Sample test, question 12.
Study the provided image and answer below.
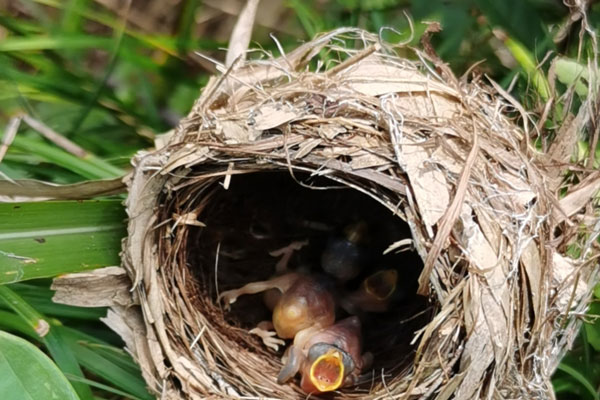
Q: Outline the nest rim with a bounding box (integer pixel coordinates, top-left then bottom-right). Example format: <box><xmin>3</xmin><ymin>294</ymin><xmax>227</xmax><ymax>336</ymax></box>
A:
<box><xmin>118</xmin><ymin>28</ymin><xmax>595</xmax><ymax>400</ymax></box>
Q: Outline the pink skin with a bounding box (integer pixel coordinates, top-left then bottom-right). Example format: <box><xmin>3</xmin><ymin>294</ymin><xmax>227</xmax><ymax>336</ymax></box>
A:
<box><xmin>269</xmin><ymin>240</ymin><xmax>309</xmax><ymax>274</ymax></box>
<box><xmin>218</xmin><ymin>272</ymin><xmax>336</xmax><ymax>348</ymax></box>
<box><xmin>278</xmin><ymin>316</ymin><xmax>368</xmax><ymax>394</ymax></box>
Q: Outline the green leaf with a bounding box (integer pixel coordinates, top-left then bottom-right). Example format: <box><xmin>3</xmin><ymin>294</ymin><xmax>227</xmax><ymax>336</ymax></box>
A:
<box><xmin>556</xmin><ymin>362</ymin><xmax>600</xmax><ymax>400</ymax></box>
<box><xmin>45</xmin><ymin>328</ymin><xmax>94</xmax><ymax>400</ymax></box>
<box><xmin>584</xmin><ymin>301</ymin><xmax>600</xmax><ymax>352</ymax></box>
<box><xmin>0</xmin><ymin>200</ymin><xmax>126</xmax><ymax>284</ymax></box>
<box><xmin>69</xmin><ymin>8</ymin><xmax>128</xmax><ymax>135</ymax></box>
<box><xmin>65</xmin><ymin>333</ymin><xmax>154</xmax><ymax>400</ymax></box>
<box><xmin>0</xmin><ymin>330</ymin><xmax>80</xmax><ymax>400</ymax></box>
<box><xmin>0</xmin><ymin>310</ymin><xmax>38</xmax><ymax>339</ymax></box>
<box><xmin>0</xmin><ymin>286</ymin><xmax>93</xmax><ymax>400</ymax></box>
<box><xmin>0</xmin><ymin>287</ymin><xmax>146</xmax><ymax>399</ymax></box>
<box><xmin>51</xmin><ymin>326</ymin><xmax>152</xmax><ymax>399</ymax></box>
<box><xmin>287</xmin><ymin>0</ymin><xmax>323</xmax><ymax>37</ymax></box>
<box><xmin>552</xmin><ymin>376</ymin><xmax>578</xmax><ymax>394</ymax></box>
<box><xmin>554</xmin><ymin>57</ymin><xmax>591</xmax><ymax>97</ymax></box>
<box><xmin>0</xmin><ymin>35</ymin><xmax>113</xmax><ymax>52</ymax></box>
<box><xmin>176</xmin><ymin>0</ymin><xmax>202</xmax><ymax>53</ymax></box>
<box><xmin>61</xmin><ymin>0</ymin><xmax>90</xmax><ymax>34</ymax></box>
<box><xmin>30</xmin><ymin>0</ymin><xmax>222</xmax><ymax>54</ymax></box>
<box><xmin>502</xmin><ymin>35</ymin><xmax>551</xmax><ymax>102</ymax></box>
<box><xmin>473</xmin><ymin>0</ymin><xmax>549</xmax><ymax>50</ymax></box>
<box><xmin>10</xmin><ymin>136</ymin><xmax>124</xmax><ymax>180</ymax></box>
<box><xmin>64</xmin><ymin>374</ymin><xmax>146</xmax><ymax>400</ymax></box>
<box><xmin>73</xmin><ymin>341</ymin><xmax>141</xmax><ymax>376</ymax></box>
<box><xmin>0</xmin><ymin>58</ymin><xmax>147</xmax><ymax>132</ymax></box>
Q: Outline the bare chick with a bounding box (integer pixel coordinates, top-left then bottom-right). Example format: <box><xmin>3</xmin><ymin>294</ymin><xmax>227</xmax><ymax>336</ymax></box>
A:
<box><xmin>278</xmin><ymin>316</ymin><xmax>368</xmax><ymax>394</ymax></box>
<box><xmin>218</xmin><ymin>273</ymin><xmax>336</xmax><ymax>351</ymax></box>
<box><xmin>321</xmin><ymin>221</ymin><xmax>369</xmax><ymax>282</ymax></box>
<box><xmin>341</xmin><ymin>269</ymin><xmax>398</xmax><ymax>314</ymax></box>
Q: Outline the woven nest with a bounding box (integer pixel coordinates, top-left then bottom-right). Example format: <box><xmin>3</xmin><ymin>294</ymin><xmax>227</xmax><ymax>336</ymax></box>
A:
<box><xmin>54</xmin><ymin>28</ymin><xmax>599</xmax><ymax>399</ymax></box>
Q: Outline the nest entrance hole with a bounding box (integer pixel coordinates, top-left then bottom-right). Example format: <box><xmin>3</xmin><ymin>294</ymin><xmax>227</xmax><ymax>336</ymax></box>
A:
<box><xmin>186</xmin><ymin>171</ymin><xmax>431</xmax><ymax>395</ymax></box>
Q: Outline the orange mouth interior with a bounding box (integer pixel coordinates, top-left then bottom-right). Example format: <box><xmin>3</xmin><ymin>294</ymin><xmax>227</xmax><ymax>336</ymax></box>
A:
<box><xmin>309</xmin><ymin>350</ymin><xmax>344</xmax><ymax>392</ymax></box>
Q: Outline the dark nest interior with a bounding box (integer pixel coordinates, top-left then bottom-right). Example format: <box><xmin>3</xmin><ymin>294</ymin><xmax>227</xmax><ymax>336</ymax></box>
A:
<box><xmin>178</xmin><ymin>170</ymin><xmax>432</xmax><ymax>396</ymax></box>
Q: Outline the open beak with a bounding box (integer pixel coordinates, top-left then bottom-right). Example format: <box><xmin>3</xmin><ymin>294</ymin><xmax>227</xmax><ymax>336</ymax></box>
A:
<box><xmin>308</xmin><ymin>349</ymin><xmax>345</xmax><ymax>392</ymax></box>
<box><xmin>364</xmin><ymin>269</ymin><xmax>397</xmax><ymax>300</ymax></box>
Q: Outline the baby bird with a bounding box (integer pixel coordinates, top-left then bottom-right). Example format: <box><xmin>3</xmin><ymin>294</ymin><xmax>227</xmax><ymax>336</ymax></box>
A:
<box><xmin>341</xmin><ymin>269</ymin><xmax>398</xmax><ymax>314</ymax></box>
<box><xmin>278</xmin><ymin>316</ymin><xmax>367</xmax><ymax>394</ymax></box>
<box><xmin>321</xmin><ymin>221</ymin><xmax>369</xmax><ymax>282</ymax></box>
<box><xmin>218</xmin><ymin>273</ymin><xmax>336</xmax><ymax>350</ymax></box>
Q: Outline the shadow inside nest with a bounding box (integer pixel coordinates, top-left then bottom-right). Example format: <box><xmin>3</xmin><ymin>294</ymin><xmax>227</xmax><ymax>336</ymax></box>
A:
<box><xmin>185</xmin><ymin>171</ymin><xmax>432</xmax><ymax>397</ymax></box>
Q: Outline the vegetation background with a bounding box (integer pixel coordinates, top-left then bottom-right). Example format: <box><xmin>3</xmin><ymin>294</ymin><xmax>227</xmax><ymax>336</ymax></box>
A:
<box><xmin>0</xmin><ymin>0</ymin><xmax>598</xmax><ymax>399</ymax></box>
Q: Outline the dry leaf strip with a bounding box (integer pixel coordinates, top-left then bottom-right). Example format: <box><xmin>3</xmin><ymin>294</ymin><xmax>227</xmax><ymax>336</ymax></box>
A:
<box><xmin>51</xmin><ymin>28</ymin><xmax>598</xmax><ymax>400</ymax></box>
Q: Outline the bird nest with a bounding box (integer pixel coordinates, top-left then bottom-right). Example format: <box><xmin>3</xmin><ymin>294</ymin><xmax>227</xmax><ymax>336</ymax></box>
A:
<box><xmin>53</xmin><ymin>28</ymin><xmax>598</xmax><ymax>399</ymax></box>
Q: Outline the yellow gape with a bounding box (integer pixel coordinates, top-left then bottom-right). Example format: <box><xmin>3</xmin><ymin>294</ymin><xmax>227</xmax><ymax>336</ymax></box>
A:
<box><xmin>309</xmin><ymin>349</ymin><xmax>345</xmax><ymax>392</ymax></box>
<box><xmin>364</xmin><ymin>269</ymin><xmax>398</xmax><ymax>300</ymax></box>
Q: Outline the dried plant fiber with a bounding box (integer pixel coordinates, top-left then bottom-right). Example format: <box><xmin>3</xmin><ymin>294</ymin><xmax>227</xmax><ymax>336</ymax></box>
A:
<box><xmin>52</xmin><ymin>28</ymin><xmax>599</xmax><ymax>400</ymax></box>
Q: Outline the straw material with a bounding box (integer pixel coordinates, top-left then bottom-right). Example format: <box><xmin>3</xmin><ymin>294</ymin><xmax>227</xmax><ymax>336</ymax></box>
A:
<box><xmin>53</xmin><ymin>28</ymin><xmax>599</xmax><ymax>399</ymax></box>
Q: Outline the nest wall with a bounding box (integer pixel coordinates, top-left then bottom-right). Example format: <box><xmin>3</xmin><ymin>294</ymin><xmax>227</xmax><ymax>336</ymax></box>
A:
<box><xmin>112</xmin><ymin>29</ymin><xmax>596</xmax><ymax>399</ymax></box>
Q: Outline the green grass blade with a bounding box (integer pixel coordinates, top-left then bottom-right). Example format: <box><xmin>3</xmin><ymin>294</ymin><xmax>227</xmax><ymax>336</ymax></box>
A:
<box><xmin>556</xmin><ymin>363</ymin><xmax>600</xmax><ymax>400</ymax></box>
<box><xmin>0</xmin><ymin>57</ymin><xmax>148</xmax><ymax>130</ymax></box>
<box><xmin>502</xmin><ymin>35</ymin><xmax>551</xmax><ymax>102</ymax></box>
<box><xmin>0</xmin><ymin>288</ymin><xmax>147</xmax><ymax>399</ymax></box>
<box><xmin>44</xmin><ymin>328</ymin><xmax>94</xmax><ymax>400</ymax></box>
<box><xmin>581</xmin><ymin>323</ymin><xmax>592</xmax><ymax>377</ymax></box>
<box><xmin>552</xmin><ymin>376</ymin><xmax>577</xmax><ymax>395</ymax></box>
<box><xmin>69</xmin><ymin>10</ymin><xmax>127</xmax><ymax>134</ymax></box>
<box><xmin>0</xmin><ymin>286</ymin><xmax>93</xmax><ymax>400</ymax></box>
<box><xmin>287</xmin><ymin>0</ymin><xmax>322</xmax><ymax>38</ymax></box>
<box><xmin>59</xmin><ymin>325</ymin><xmax>141</xmax><ymax>373</ymax></box>
<box><xmin>176</xmin><ymin>0</ymin><xmax>202</xmax><ymax>53</ymax></box>
<box><xmin>67</xmin><ymin>338</ymin><xmax>142</xmax><ymax>376</ymax></box>
<box><xmin>69</xmin><ymin>341</ymin><xmax>153</xmax><ymax>400</ymax></box>
<box><xmin>0</xmin><ymin>285</ymin><xmax>52</xmax><ymax>335</ymax></box>
<box><xmin>61</xmin><ymin>0</ymin><xmax>90</xmax><ymax>34</ymax></box>
<box><xmin>64</xmin><ymin>374</ymin><xmax>146</xmax><ymax>400</ymax></box>
<box><xmin>31</xmin><ymin>0</ymin><xmax>222</xmax><ymax>55</ymax></box>
<box><xmin>10</xmin><ymin>136</ymin><xmax>125</xmax><ymax>180</ymax></box>
<box><xmin>473</xmin><ymin>0</ymin><xmax>548</xmax><ymax>50</ymax></box>
<box><xmin>0</xmin><ymin>330</ymin><xmax>80</xmax><ymax>400</ymax></box>
<box><xmin>60</xmin><ymin>328</ymin><xmax>153</xmax><ymax>400</ymax></box>
<box><xmin>555</xmin><ymin>57</ymin><xmax>591</xmax><ymax>97</ymax></box>
<box><xmin>0</xmin><ymin>310</ymin><xmax>38</xmax><ymax>339</ymax></box>
<box><xmin>584</xmin><ymin>301</ymin><xmax>600</xmax><ymax>351</ymax></box>
<box><xmin>0</xmin><ymin>35</ymin><xmax>113</xmax><ymax>52</ymax></box>
<box><xmin>0</xmin><ymin>200</ymin><xmax>126</xmax><ymax>284</ymax></box>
